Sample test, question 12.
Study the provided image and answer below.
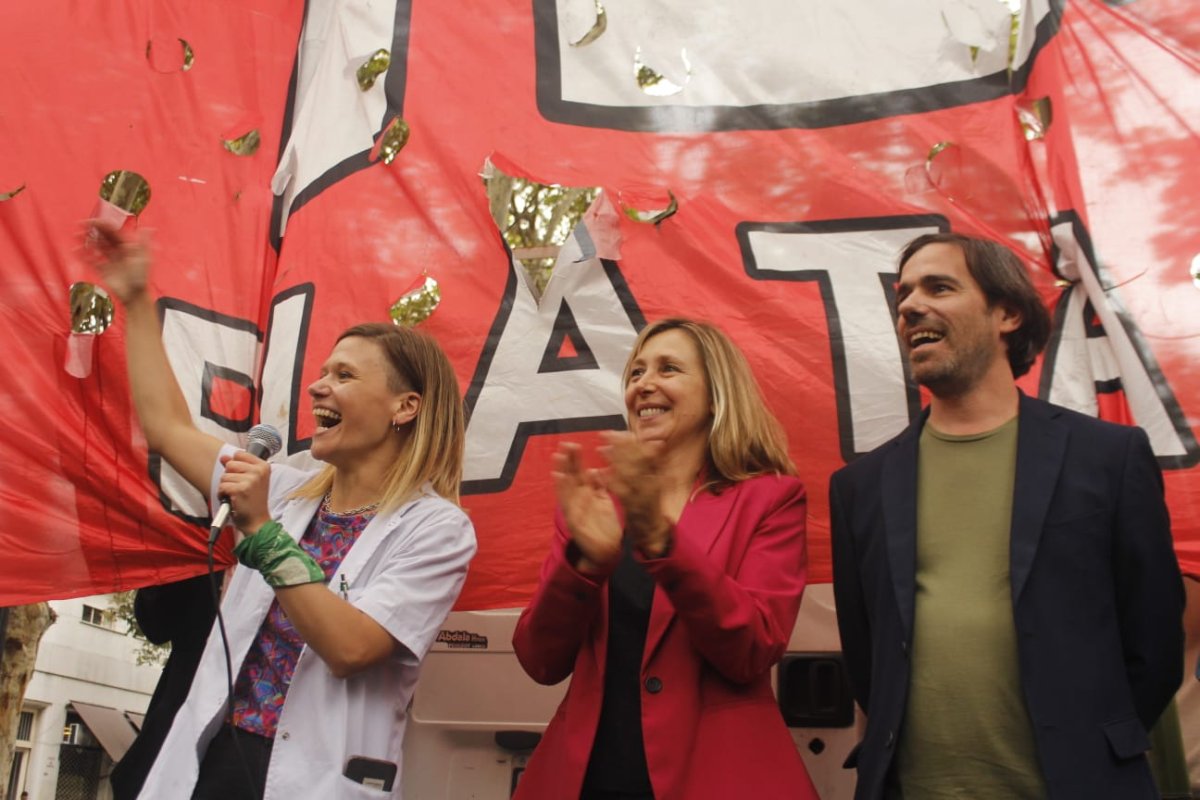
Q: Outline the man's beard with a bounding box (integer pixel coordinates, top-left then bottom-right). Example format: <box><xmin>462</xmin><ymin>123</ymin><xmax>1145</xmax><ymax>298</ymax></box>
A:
<box><xmin>911</xmin><ymin>336</ymin><xmax>997</xmax><ymax>398</ymax></box>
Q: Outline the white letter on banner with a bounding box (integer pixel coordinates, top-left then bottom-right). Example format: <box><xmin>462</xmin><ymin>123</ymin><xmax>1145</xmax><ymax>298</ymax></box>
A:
<box><xmin>259</xmin><ymin>283</ymin><xmax>318</xmax><ymax>470</ymax></box>
<box><xmin>157</xmin><ymin>300</ymin><xmax>262</xmax><ymax>522</ymax></box>
<box><xmin>462</xmin><ymin>230</ymin><xmax>644</xmax><ymax>494</ymax></box>
<box><xmin>738</xmin><ymin>216</ymin><xmax>946</xmax><ymax>461</ymax></box>
<box><xmin>541</xmin><ymin>0</ymin><xmax>1053</xmax><ymax>129</ymax></box>
<box><xmin>1042</xmin><ymin>216</ymin><xmax>1198</xmax><ymax>467</ymax></box>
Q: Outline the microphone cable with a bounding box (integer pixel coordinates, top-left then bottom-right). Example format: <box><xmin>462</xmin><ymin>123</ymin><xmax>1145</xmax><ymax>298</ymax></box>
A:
<box><xmin>207</xmin><ymin>534</ymin><xmax>261</xmax><ymax>793</ymax></box>
<box><xmin>201</xmin><ymin>424</ymin><xmax>282</xmax><ymax>793</ymax></box>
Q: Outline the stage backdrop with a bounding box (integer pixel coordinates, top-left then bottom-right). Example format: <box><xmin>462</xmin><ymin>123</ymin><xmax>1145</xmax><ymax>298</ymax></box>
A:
<box><xmin>0</xmin><ymin>0</ymin><xmax>1196</xmax><ymax>607</ymax></box>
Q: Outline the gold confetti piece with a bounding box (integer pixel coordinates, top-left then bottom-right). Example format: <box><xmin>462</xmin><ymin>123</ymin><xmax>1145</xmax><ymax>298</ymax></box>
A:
<box><xmin>926</xmin><ymin>141</ymin><xmax>955</xmax><ymax>161</ymax></box>
<box><xmin>482</xmin><ymin>157</ymin><xmax>602</xmax><ymax>300</ymax></box>
<box><xmin>569</xmin><ymin>0</ymin><xmax>607</xmax><ymax>47</ymax></box>
<box><xmin>99</xmin><ymin>170</ymin><xmax>152</xmax><ymax>216</ymax></box>
<box><xmin>1</xmin><ymin>185</ymin><xmax>25</xmax><ymax>201</ymax></box>
<box><xmin>926</xmin><ymin>140</ymin><xmax>964</xmax><ymax>199</ymax></box>
<box><xmin>619</xmin><ymin>188</ymin><xmax>678</xmax><ymax>224</ymax></box>
<box><xmin>69</xmin><ymin>282</ymin><xmax>114</xmax><ymax>334</ymax></box>
<box><xmin>634</xmin><ymin>47</ymin><xmax>691</xmax><ymax>97</ymax></box>
<box><xmin>357</xmin><ymin>49</ymin><xmax>391</xmax><ymax>91</ymax></box>
<box><xmin>146</xmin><ymin>37</ymin><xmax>194</xmax><ymax>72</ymax></box>
<box><xmin>1006</xmin><ymin>10</ymin><xmax>1020</xmax><ymax>74</ymax></box>
<box><xmin>1016</xmin><ymin>97</ymin><xmax>1052</xmax><ymax>140</ymax></box>
<box><xmin>372</xmin><ymin>117</ymin><xmax>410</xmax><ymax>164</ymax></box>
<box><xmin>390</xmin><ymin>276</ymin><xmax>440</xmax><ymax>327</ymax></box>
<box><xmin>222</xmin><ymin>129</ymin><xmax>261</xmax><ymax>156</ymax></box>
<box><xmin>1191</xmin><ymin>255</ymin><xmax>1200</xmax><ymax>290</ymax></box>
<box><xmin>924</xmin><ymin>141</ymin><xmax>963</xmax><ymax>197</ymax></box>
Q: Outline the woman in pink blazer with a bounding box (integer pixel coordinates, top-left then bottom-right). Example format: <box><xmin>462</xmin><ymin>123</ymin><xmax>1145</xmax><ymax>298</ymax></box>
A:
<box><xmin>513</xmin><ymin>318</ymin><xmax>818</xmax><ymax>800</ymax></box>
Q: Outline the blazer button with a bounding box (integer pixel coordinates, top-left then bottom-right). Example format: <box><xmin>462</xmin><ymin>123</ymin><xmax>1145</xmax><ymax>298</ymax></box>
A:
<box><xmin>886</xmin><ymin>730</ymin><xmax>895</xmax><ymax>748</ymax></box>
<box><xmin>644</xmin><ymin>676</ymin><xmax>663</xmax><ymax>694</ymax></box>
<box><xmin>901</xmin><ymin>640</ymin><xmax>908</xmax><ymax>657</ymax></box>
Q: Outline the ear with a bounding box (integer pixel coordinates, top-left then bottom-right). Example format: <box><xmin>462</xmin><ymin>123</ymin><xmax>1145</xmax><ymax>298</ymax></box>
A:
<box><xmin>391</xmin><ymin>391</ymin><xmax>421</xmax><ymax>428</ymax></box>
<box><xmin>996</xmin><ymin>302</ymin><xmax>1022</xmax><ymax>334</ymax></box>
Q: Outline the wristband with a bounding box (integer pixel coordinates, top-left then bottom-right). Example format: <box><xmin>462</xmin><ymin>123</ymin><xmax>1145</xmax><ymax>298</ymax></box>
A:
<box><xmin>233</xmin><ymin>520</ymin><xmax>324</xmax><ymax>588</ymax></box>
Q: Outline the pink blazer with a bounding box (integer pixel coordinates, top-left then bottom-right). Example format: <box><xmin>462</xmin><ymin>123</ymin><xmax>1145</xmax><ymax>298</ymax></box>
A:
<box><xmin>512</xmin><ymin>474</ymin><xmax>818</xmax><ymax>800</ymax></box>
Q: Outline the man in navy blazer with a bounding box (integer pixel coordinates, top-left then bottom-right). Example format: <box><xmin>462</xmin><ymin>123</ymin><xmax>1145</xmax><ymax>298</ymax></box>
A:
<box><xmin>831</xmin><ymin>232</ymin><xmax>1184</xmax><ymax>799</ymax></box>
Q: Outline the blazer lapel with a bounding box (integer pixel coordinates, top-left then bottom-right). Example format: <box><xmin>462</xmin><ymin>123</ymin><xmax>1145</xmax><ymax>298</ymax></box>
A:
<box><xmin>882</xmin><ymin>420</ymin><xmax>922</xmax><ymax>643</ymax></box>
<box><xmin>641</xmin><ymin>484</ymin><xmax>737</xmax><ymax>665</ymax></box>
<box><xmin>1010</xmin><ymin>394</ymin><xmax>1067</xmax><ymax>603</ymax></box>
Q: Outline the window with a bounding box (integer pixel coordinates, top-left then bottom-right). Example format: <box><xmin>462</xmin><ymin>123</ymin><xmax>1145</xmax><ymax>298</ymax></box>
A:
<box><xmin>81</xmin><ymin>605</ymin><xmax>105</xmax><ymax>626</ymax></box>
<box><xmin>62</xmin><ymin>722</ymin><xmax>81</xmax><ymax>745</ymax></box>
<box><xmin>15</xmin><ymin>711</ymin><xmax>32</xmax><ymax>743</ymax></box>
<box><xmin>5</xmin><ymin>749</ymin><xmax>24</xmax><ymax>800</ymax></box>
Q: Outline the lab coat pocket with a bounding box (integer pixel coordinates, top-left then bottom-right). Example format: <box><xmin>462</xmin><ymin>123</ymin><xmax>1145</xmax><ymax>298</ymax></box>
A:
<box><xmin>338</xmin><ymin>772</ymin><xmax>395</xmax><ymax>798</ymax></box>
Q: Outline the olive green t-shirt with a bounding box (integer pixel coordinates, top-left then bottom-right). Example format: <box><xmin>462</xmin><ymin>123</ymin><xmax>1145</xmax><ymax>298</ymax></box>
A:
<box><xmin>894</xmin><ymin>418</ymin><xmax>1047</xmax><ymax>799</ymax></box>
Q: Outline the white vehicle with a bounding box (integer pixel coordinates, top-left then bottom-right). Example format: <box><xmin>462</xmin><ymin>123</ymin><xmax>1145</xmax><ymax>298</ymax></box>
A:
<box><xmin>403</xmin><ymin>584</ymin><xmax>860</xmax><ymax>799</ymax></box>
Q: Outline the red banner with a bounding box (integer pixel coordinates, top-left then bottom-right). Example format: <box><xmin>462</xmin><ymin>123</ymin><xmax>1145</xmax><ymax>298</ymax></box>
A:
<box><xmin>0</xmin><ymin>0</ymin><xmax>1196</xmax><ymax>607</ymax></box>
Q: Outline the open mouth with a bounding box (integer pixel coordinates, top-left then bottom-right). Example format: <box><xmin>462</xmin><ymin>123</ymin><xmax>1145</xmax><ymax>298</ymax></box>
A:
<box><xmin>637</xmin><ymin>406</ymin><xmax>668</xmax><ymax>419</ymax></box>
<box><xmin>908</xmin><ymin>330</ymin><xmax>944</xmax><ymax>350</ymax></box>
<box><xmin>314</xmin><ymin>408</ymin><xmax>342</xmax><ymax>429</ymax></box>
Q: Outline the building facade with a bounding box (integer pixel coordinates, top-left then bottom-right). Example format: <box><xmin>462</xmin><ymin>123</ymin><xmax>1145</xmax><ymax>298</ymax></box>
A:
<box><xmin>13</xmin><ymin>596</ymin><xmax>159</xmax><ymax>800</ymax></box>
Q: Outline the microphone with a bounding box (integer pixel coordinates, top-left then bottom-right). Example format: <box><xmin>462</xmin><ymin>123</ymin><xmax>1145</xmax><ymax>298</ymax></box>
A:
<box><xmin>208</xmin><ymin>423</ymin><xmax>284</xmax><ymax>543</ymax></box>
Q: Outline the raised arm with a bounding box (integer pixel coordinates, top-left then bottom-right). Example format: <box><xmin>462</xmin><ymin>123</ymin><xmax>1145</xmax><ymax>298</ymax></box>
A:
<box><xmin>88</xmin><ymin>222</ymin><xmax>222</xmax><ymax>498</ymax></box>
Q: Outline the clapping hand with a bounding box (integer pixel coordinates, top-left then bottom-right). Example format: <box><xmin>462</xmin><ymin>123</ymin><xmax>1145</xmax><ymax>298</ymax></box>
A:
<box><xmin>601</xmin><ymin>432</ymin><xmax>672</xmax><ymax>558</ymax></box>
<box><xmin>552</xmin><ymin>443</ymin><xmax>622</xmax><ymax>574</ymax></box>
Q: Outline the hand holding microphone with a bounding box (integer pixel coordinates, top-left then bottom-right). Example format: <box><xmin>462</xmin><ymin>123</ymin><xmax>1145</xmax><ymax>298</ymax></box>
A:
<box><xmin>214</xmin><ymin>424</ymin><xmax>324</xmax><ymax>589</ymax></box>
<box><xmin>209</xmin><ymin>424</ymin><xmax>283</xmax><ymax>543</ymax></box>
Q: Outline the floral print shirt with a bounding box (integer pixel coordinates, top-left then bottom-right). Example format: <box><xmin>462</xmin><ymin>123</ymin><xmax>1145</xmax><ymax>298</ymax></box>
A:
<box><xmin>230</xmin><ymin>501</ymin><xmax>375</xmax><ymax>737</ymax></box>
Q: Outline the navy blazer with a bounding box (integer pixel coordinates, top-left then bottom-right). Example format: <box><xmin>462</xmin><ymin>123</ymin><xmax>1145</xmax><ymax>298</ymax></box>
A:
<box><xmin>831</xmin><ymin>394</ymin><xmax>1185</xmax><ymax>800</ymax></box>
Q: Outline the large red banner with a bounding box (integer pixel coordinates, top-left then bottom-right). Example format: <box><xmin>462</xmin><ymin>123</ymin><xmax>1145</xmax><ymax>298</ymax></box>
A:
<box><xmin>0</xmin><ymin>0</ymin><xmax>1196</xmax><ymax>607</ymax></box>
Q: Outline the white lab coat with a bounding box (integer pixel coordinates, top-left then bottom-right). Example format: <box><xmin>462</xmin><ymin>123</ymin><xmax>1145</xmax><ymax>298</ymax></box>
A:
<box><xmin>138</xmin><ymin>447</ymin><xmax>476</xmax><ymax>799</ymax></box>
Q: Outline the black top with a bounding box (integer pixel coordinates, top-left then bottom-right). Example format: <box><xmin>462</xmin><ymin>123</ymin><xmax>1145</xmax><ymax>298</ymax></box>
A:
<box><xmin>581</xmin><ymin>540</ymin><xmax>656</xmax><ymax>796</ymax></box>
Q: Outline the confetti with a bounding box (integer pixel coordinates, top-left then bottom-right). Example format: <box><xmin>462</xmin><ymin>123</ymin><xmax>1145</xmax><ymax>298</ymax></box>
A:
<box><xmin>356</xmin><ymin>49</ymin><xmax>391</xmax><ymax>91</ymax></box>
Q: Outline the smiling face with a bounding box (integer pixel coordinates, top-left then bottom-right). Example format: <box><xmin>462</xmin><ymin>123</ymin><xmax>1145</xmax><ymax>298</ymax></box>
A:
<box><xmin>624</xmin><ymin>328</ymin><xmax>712</xmax><ymax>455</ymax></box>
<box><xmin>895</xmin><ymin>242</ymin><xmax>1020</xmax><ymax>398</ymax></box>
<box><xmin>307</xmin><ymin>335</ymin><xmax>415</xmax><ymax>469</ymax></box>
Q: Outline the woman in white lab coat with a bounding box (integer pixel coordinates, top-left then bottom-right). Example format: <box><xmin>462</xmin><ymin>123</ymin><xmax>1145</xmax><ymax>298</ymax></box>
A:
<box><xmin>89</xmin><ymin>222</ymin><xmax>475</xmax><ymax>799</ymax></box>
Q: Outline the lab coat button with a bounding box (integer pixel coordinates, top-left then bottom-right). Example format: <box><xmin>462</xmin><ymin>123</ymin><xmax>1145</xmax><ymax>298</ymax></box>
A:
<box><xmin>280</xmin><ymin>731</ymin><xmax>290</xmax><ymax>741</ymax></box>
<box><xmin>644</xmin><ymin>676</ymin><xmax>663</xmax><ymax>694</ymax></box>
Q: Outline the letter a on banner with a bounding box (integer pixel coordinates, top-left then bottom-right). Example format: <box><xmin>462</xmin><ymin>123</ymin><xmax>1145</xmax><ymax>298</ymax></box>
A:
<box><xmin>463</xmin><ymin>224</ymin><xmax>645</xmax><ymax>493</ymax></box>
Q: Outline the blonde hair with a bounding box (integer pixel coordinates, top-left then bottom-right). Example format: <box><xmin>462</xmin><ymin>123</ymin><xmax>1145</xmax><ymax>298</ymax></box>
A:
<box><xmin>294</xmin><ymin>323</ymin><xmax>465</xmax><ymax>508</ymax></box>
<box><xmin>623</xmin><ymin>318</ymin><xmax>795</xmax><ymax>490</ymax></box>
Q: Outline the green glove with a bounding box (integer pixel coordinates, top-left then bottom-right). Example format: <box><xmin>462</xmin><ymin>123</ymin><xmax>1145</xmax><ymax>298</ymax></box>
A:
<box><xmin>233</xmin><ymin>521</ymin><xmax>324</xmax><ymax>588</ymax></box>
